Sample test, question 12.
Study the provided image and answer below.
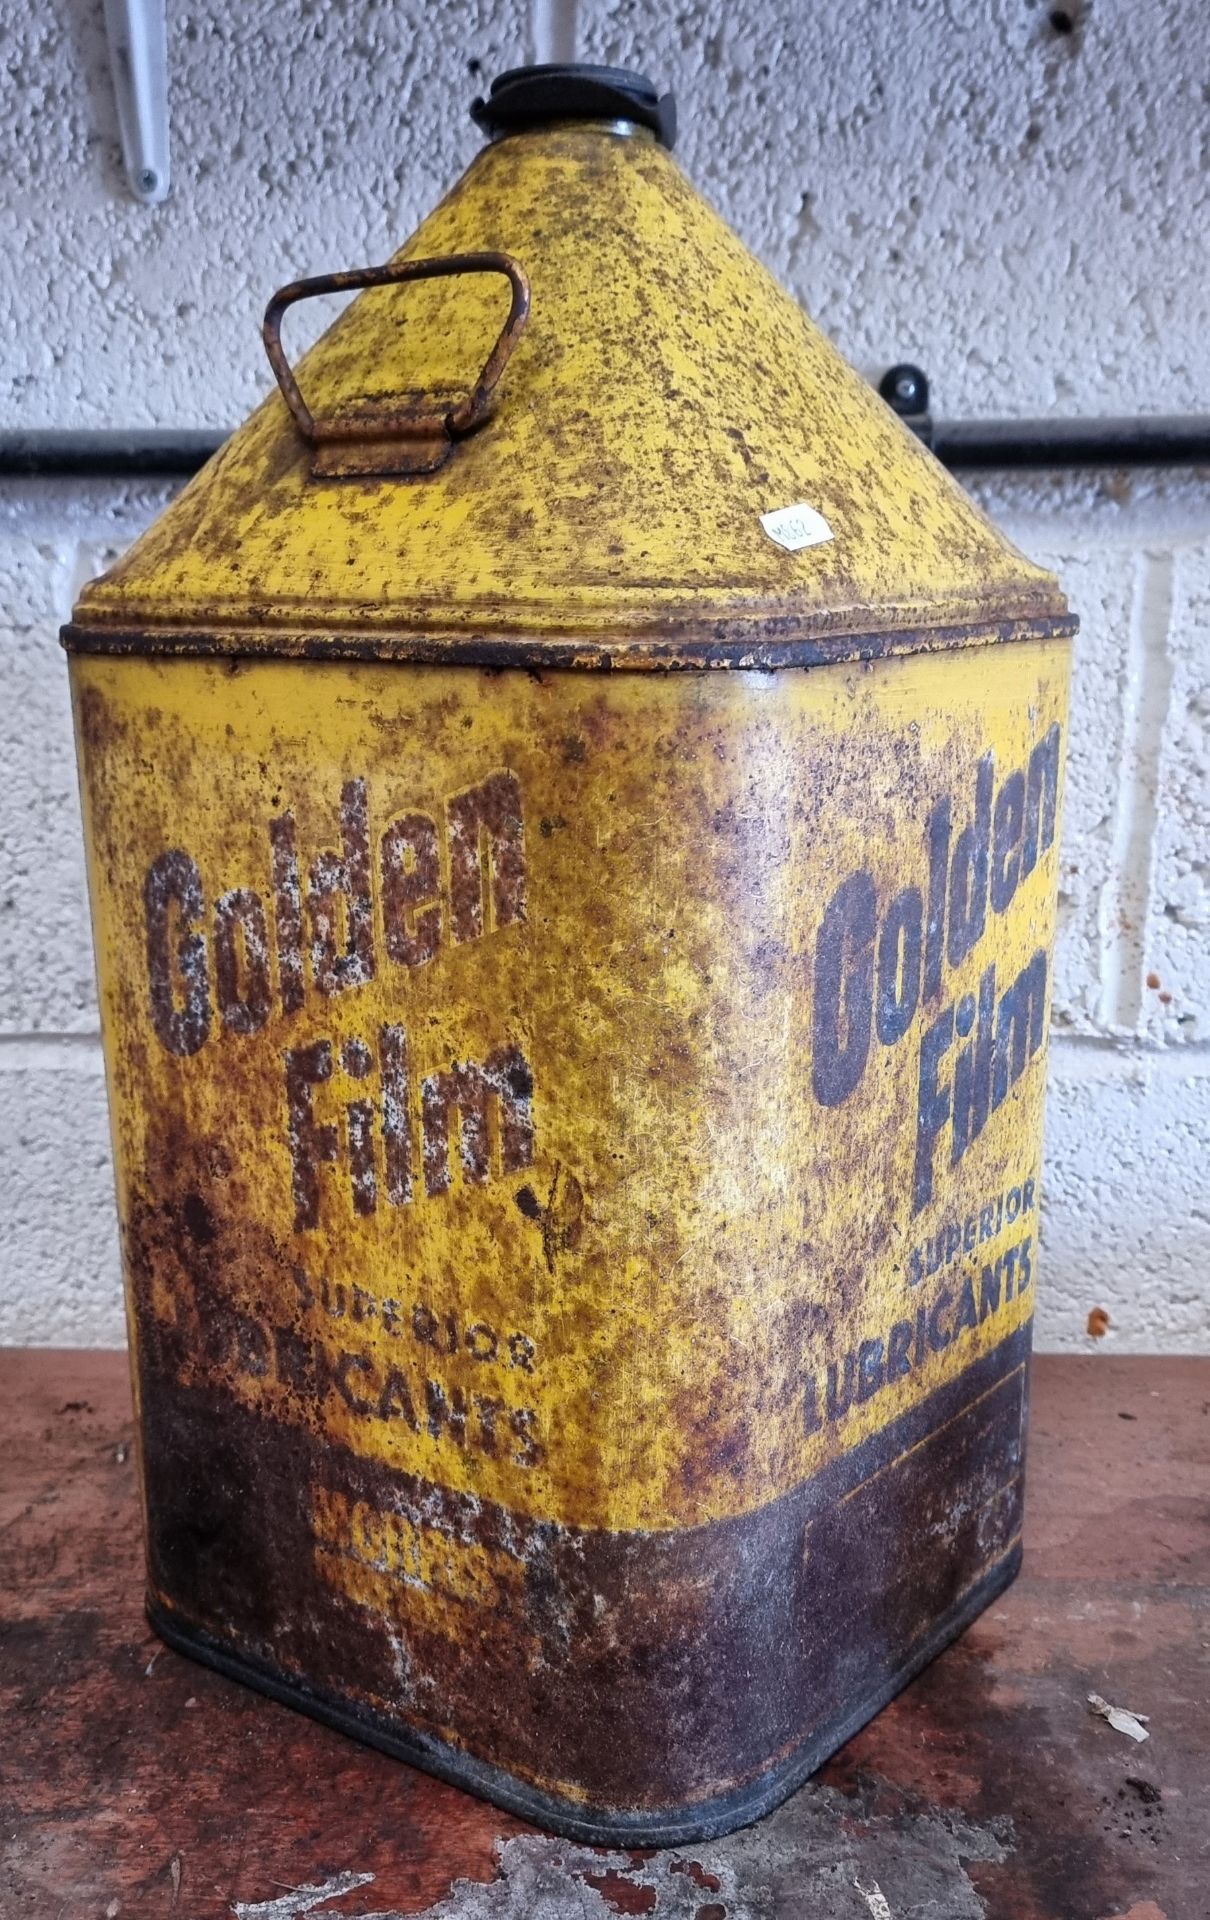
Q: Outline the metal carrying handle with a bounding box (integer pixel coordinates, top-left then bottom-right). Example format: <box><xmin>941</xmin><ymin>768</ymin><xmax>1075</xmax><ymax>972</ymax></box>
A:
<box><xmin>261</xmin><ymin>253</ymin><xmax>531</xmax><ymax>455</ymax></box>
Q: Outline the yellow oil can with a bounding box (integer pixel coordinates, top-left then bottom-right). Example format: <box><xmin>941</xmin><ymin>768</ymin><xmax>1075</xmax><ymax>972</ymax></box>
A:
<box><xmin>64</xmin><ymin>65</ymin><xmax>1074</xmax><ymax>1843</ymax></box>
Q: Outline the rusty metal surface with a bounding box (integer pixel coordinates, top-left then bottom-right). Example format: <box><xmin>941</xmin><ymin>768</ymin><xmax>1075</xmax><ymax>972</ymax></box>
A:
<box><xmin>61</xmin><ymin>611</ymin><xmax>1079</xmax><ymax>670</ymax></box>
<box><xmin>261</xmin><ymin>255</ymin><xmax>531</xmax><ymax>478</ymax></box>
<box><xmin>67</xmin><ymin>634</ymin><xmax>1070</xmax><ymax>1835</ymax></box>
<box><xmin>61</xmin><ymin>94</ymin><xmax>1080</xmax><ymax>1850</ymax></box>
<box><xmin>134</xmin><ymin>1333</ymin><xmax>1030</xmax><ymax>1842</ymax></box>
<box><xmin>3</xmin><ymin>1349</ymin><xmax>1207</xmax><ymax>1918</ymax></box>
<box><xmin>69</xmin><ymin>123</ymin><xmax>1068</xmax><ymax>655</ymax></box>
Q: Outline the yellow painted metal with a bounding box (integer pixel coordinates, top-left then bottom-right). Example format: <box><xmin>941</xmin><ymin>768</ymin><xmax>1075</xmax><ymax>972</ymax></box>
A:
<box><xmin>72</xmin><ymin>638</ymin><xmax>1068</xmax><ymax>1536</ymax></box>
<box><xmin>70</xmin><ymin>124</ymin><xmax>1064</xmax><ymax>656</ymax></box>
<box><xmin>65</xmin><ymin>104</ymin><xmax>1075</xmax><ymax>1837</ymax></box>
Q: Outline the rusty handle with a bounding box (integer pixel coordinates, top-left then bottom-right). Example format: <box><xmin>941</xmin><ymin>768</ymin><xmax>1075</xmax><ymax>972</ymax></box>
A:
<box><xmin>262</xmin><ymin>253</ymin><xmax>531</xmax><ymax>448</ymax></box>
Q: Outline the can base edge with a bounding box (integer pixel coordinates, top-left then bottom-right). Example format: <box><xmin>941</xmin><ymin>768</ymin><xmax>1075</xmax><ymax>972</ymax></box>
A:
<box><xmin>145</xmin><ymin>1540</ymin><xmax>1022</xmax><ymax>1847</ymax></box>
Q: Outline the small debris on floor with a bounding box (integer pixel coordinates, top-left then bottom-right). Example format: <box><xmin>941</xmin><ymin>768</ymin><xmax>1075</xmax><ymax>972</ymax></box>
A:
<box><xmin>1123</xmin><ymin>1777</ymin><xmax>1162</xmax><ymax>1805</ymax></box>
<box><xmin>1089</xmin><ymin>1693</ymin><xmax>1150</xmax><ymax>1743</ymax></box>
<box><xmin>856</xmin><ymin>1877</ymin><xmax>895</xmax><ymax>1919</ymax></box>
<box><xmin>232</xmin><ymin>1871</ymin><xmax>376</xmax><ymax>1918</ymax></box>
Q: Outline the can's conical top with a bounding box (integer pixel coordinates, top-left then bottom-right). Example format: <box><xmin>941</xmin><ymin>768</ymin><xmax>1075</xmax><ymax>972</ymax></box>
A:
<box><xmin>70</xmin><ymin>69</ymin><xmax>1068</xmax><ymax>668</ymax></box>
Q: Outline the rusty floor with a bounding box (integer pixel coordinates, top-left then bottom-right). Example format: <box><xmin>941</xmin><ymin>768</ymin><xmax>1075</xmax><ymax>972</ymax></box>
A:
<box><xmin>1</xmin><ymin>1351</ymin><xmax>1207</xmax><ymax>1920</ymax></box>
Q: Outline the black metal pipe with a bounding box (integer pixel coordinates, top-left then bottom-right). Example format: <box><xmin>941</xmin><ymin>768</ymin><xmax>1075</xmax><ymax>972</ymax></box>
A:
<box><xmin>2</xmin><ymin>409</ymin><xmax>1210</xmax><ymax>479</ymax></box>
<box><xmin>0</xmin><ymin>429</ymin><xmax>226</xmax><ymax>478</ymax></box>
<box><xmin>875</xmin><ymin>365</ymin><xmax>1210</xmax><ymax>470</ymax></box>
<box><xmin>929</xmin><ymin>415</ymin><xmax>1210</xmax><ymax>469</ymax></box>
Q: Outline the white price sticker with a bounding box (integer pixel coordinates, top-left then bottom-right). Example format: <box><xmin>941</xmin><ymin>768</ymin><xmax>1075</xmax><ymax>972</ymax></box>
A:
<box><xmin>760</xmin><ymin>502</ymin><xmax>834</xmax><ymax>552</ymax></box>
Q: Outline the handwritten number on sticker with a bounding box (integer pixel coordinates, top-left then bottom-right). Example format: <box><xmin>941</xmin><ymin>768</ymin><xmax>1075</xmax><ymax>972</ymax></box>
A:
<box><xmin>760</xmin><ymin>503</ymin><xmax>834</xmax><ymax>552</ymax></box>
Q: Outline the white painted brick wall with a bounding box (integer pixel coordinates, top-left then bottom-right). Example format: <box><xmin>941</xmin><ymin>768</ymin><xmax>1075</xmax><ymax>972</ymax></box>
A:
<box><xmin>2</xmin><ymin>0</ymin><xmax>1208</xmax><ymax>1349</ymax></box>
<box><xmin>1149</xmin><ymin>547</ymin><xmax>1210</xmax><ymax>1039</ymax></box>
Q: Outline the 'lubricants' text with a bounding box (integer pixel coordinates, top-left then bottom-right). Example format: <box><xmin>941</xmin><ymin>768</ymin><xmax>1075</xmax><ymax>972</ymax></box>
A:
<box><xmin>804</xmin><ymin>1232</ymin><xmax>1034</xmax><ymax>1435</ymax></box>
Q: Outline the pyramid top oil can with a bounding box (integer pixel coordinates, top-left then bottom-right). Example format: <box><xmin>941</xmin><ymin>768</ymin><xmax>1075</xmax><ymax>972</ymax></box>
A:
<box><xmin>64</xmin><ymin>65</ymin><xmax>1074</xmax><ymax>1844</ymax></box>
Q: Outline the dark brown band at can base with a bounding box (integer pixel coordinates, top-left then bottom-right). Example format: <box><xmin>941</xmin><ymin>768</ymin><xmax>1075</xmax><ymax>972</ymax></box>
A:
<box><xmin>148</xmin><ymin>1547</ymin><xmax>1020</xmax><ymax>1847</ymax></box>
<box><xmin>137</xmin><ymin>1323</ymin><xmax>1030</xmax><ymax>1844</ymax></box>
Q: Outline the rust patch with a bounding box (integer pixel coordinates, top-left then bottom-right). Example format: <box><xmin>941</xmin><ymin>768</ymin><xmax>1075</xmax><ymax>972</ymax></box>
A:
<box><xmin>670</xmin><ymin>1859</ymin><xmax>723</xmax><ymax>1892</ymax></box>
<box><xmin>68</xmin><ymin>620</ymin><xmax>1071</xmax><ymax>1840</ymax></box>
<box><xmin>261</xmin><ymin>252</ymin><xmax>531</xmax><ymax>479</ymax></box>
<box><xmin>134</xmin><ymin>1326</ymin><xmax>1030</xmax><ymax>1833</ymax></box>
<box><xmin>63</xmin><ymin>613</ymin><xmax>1079</xmax><ymax>672</ymax></box>
<box><xmin>582</xmin><ymin>1868</ymin><xmax>659</xmax><ymax>1914</ymax></box>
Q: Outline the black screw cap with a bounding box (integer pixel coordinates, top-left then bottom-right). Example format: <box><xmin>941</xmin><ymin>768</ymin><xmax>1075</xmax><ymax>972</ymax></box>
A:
<box><xmin>471</xmin><ymin>64</ymin><xmax>677</xmax><ymax>149</ymax></box>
